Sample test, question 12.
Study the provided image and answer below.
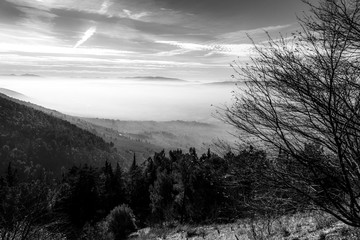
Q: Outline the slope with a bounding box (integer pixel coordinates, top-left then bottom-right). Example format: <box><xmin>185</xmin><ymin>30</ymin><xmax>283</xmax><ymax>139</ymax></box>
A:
<box><xmin>80</xmin><ymin>118</ymin><xmax>237</xmax><ymax>153</ymax></box>
<box><xmin>0</xmin><ymin>90</ymin><xmax>162</xmax><ymax>167</ymax></box>
<box><xmin>0</xmin><ymin>93</ymin><xmax>124</xmax><ymax>177</ymax></box>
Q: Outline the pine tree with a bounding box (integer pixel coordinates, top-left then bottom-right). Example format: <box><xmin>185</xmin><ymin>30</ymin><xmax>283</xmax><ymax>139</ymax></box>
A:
<box><xmin>130</xmin><ymin>153</ymin><xmax>137</xmax><ymax>172</ymax></box>
<box><xmin>6</xmin><ymin>162</ymin><xmax>17</xmax><ymax>187</ymax></box>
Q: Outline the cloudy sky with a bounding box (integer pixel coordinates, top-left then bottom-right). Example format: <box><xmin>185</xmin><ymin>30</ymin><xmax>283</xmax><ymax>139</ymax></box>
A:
<box><xmin>0</xmin><ymin>0</ymin><xmax>311</xmax><ymax>82</ymax></box>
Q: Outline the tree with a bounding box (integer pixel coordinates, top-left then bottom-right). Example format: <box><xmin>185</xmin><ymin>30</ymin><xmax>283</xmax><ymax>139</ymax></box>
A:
<box><xmin>224</xmin><ymin>0</ymin><xmax>360</xmax><ymax>226</ymax></box>
<box><xmin>149</xmin><ymin>170</ymin><xmax>174</xmax><ymax>222</ymax></box>
<box><xmin>99</xmin><ymin>161</ymin><xmax>126</xmax><ymax>215</ymax></box>
<box><xmin>0</xmin><ymin>177</ymin><xmax>63</xmax><ymax>240</ymax></box>
<box><xmin>105</xmin><ymin>204</ymin><xmax>137</xmax><ymax>240</ymax></box>
<box><xmin>127</xmin><ymin>155</ymin><xmax>150</xmax><ymax>225</ymax></box>
<box><xmin>55</xmin><ymin>165</ymin><xmax>100</xmax><ymax>231</ymax></box>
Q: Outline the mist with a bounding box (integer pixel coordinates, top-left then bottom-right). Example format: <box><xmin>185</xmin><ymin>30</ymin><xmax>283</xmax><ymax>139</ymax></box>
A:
<box><xmin>0</xmin><ymin>77</ymin><xmax>236</xmax><ymax>122</ymax></box>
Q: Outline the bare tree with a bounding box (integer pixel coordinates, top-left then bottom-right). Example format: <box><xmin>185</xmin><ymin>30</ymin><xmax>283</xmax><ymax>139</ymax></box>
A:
<box><xmin>224</xmin><ymin>0</ymin><xmax>360</xmax><ymax>227</ymax></box>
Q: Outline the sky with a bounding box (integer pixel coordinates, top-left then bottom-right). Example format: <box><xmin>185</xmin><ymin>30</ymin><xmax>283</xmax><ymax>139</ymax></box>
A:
<box><xmin>0</xmin><ymin>0</ymin><xmax>311</xmax><ymax>82</ymax></box>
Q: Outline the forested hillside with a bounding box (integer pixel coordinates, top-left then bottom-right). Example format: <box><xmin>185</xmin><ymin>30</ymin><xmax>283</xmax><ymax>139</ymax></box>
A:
<box><xmin>0</xmin><ymin>93</ymin><xmax>121</xmax><ymax>177</ymax></box>
<box><xmin>0</xmin><ymin>90</ymin><xmax>162</xmax><ymax>167</ymax></box>
<box><xmin>81</xmin><ymin>118</ymin><xmax>236</xmax><ymax>153</ymax></box>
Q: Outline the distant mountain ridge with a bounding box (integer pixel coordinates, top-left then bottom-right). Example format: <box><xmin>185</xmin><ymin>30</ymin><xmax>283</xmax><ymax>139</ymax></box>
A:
<box><xmin>1</xmin><ymin>73</ymin><xmax>41</xmax><ymax>77</ymax></box>
<box><xmin>203</xmin><ymin>81</ymin><xmax>238</xmax><ymax>86</ymax></box>
<box><xmin>82</xmin><ymin>118</ymin><xmax>236</xmax><ymax>153</ymax></box>
<box><xmin>124</xmin><ymin>76</ymin><xmax>187</xmax><ymax>82</ymax></box>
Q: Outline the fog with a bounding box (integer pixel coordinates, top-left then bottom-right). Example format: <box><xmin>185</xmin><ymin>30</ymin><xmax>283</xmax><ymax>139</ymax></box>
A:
<box><xmin>0</xmin><ymin>77</ymin><xmax>237</xmax><ymax>122</ymax></box>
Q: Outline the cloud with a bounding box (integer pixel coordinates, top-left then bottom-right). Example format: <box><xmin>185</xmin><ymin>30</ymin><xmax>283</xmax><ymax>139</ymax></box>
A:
<box><xmin>155</xmin><ymin>40</ymin><xmax>255</xmax><ymax>56</ymax></box>
<box><xmin>156</xmin><ymin>41</ymin><xmax>210</xmax><ymax>51</ymax></box>
<box><xmin>0</xmin><ymin>0</ymin><xmax>25</xmax><ymax>23</ymax></box>
<box><xmin>74</xmin><ymin>26</ymin><xmax>97</xmax><ymax>48</ymax></box>
<box><xmin>219</xmin><ymin>24</ymin><xmax>294</xmax><ymax>43</ymax></box>
<box><xmin>0</xmin><ymin>42</ymin><xmax>133</xmax><ymax>56</ymax></box>
<box><xmin>0</xmin><ymin>52</ymin><xmax>216</xmax><ymax>78</ymax></box>
<box><xmin>0</xmin><ymin>0</ymin><xmax>303</xmax><ymax>80</ymax></box>
<box><xmin>99</xmin><ymin>0</ymin><xmax>113</xmax><ymax>14</ymax></box>
<box><xmin>121</xmin><ymin>9</ymin><xmax>149</xmax><ymax>20</ymax></box>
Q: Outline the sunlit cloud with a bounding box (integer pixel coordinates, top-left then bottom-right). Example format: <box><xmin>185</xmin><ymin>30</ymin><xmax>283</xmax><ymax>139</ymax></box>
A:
<box><xmin>0</xmin><ymin>43</ymin><xmax>133</xmax><ymax>56</ymax></box>
<box><xmin>99</xmin><ymin>0</ymin><xmax>112</xmax><ymax>14</ymax></box>
<box><xmin>219</xmin><ymin>24</ymin><xmax>294</xmax><ymax>44</ymax></box>
<box><xmin>155</xmin><ymin>40</ymin><xmax>255</xmax><ymax>56</ymax></box>
<box><xmin>74</xmin><ymin>26</ymin><xmax>97</xmax><ymax>48</ymax></box>
<box><xmin>120</xmin><ymin>9</ymin><xmax>149</xmax><ymax>20</ymax></box>
<box><xmin>157</xmin><ymin>41</ymin><xmax>212</xmax><ymax>51</ymax></box>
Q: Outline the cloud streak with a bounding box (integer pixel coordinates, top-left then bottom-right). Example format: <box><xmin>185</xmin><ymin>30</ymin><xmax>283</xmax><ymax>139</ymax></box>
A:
<box><xmin>74</xmin><ymin>26</ymin><xmax>97</xmax><ymax>48</ymax></box>
<box><xmin>121</xmin><ymin>9</ymin><xmax>149</xmax><ymax>20</ymax></box>
<box><xmin>156</xmin><ymin>40</ymin><xmax>255</xmax><ymax>56</ymax></box>
<box><xmin>99</xmin><ymin>0</ymin><xmax>112</xmax><ymax>14</ymax></box>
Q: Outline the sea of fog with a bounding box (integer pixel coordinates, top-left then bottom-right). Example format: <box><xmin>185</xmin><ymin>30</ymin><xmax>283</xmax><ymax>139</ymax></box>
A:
<box><xmin>0</xmin><ymin>77</ymin><xmax>238</xmax><ymax>122</ymax></box>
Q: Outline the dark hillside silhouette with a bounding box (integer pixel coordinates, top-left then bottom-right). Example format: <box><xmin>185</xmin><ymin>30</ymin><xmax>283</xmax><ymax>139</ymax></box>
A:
<box><xmin>0</xmin><ymin>93</ymin><xmax>121</xmax><ymax>177</ymax></box>
<box><xmin>0</xmin><ymin>92</ymin><xmax>162</xmax><ymax>167</ymax></box>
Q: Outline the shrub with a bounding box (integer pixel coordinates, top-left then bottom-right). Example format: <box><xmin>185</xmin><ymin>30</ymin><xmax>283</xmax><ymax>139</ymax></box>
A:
<box><xmin>281</xmin><ymin>227</ymin><xmax>290</xmax><ymax>237</ymax></box>
<box><xmin>105</xmin><ymin>204</ymin><xmax>137</xmax><ymax>240</ymax></box>
<box><xmin>80</xmin><ymin>222</ymin><xmax>109</xmax><ymax>240</ymax></box>
<box><xmin>313</xmin><ymin>213</ymin><xmax>337</xmax><ymax>230</ymax></box>
<box><xmin>318</xmin><ymin>232</ymin><xmax>326</xmax><ymax>240</ymax></box>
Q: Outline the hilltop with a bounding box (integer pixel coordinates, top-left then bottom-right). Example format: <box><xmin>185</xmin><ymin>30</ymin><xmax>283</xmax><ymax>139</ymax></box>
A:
<box><xmin>124</xmin><ymin>76</ymin><xmax>188</xmax><ymax>83</ymax></box>
<box><xmin>0</xmin><ymin>88</ymin><xmax>30</xmax><ymax>101</ymax></box>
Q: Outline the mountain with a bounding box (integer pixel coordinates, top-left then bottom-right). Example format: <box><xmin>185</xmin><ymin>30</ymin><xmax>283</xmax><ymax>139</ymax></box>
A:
<box><xmin>203</xmin><ymin>81</ymin><xmax>239</xmax><ymax>86</ymax></box>
<box><xmin>0</xmin><ymin>87</ymin><xmax>235</xmax><ymax>171</ymax></box>
<box><xmin>20</xmin><ymin>73</ymin><xmax>41</xmax><ymax>77</ymax></box>
<box><xmin>124</xmin><ymin>76</ymin><xmax>187</xmax><ymax>82</ymax></box>
<box><xmin>0</xmin><ymin>93</ymin><xmax>144</xmax><ymax>178</ymax></box>
<box><xmin>0</xmin><ymin>73</ymin><xmax>41</xmax><ymax>77</ymax></box>
<box><xmin>80</xmin><ymin>119</ymin><xmax>237</xmax><ymax>154</ymax></box>
<box><xmin>0</xmin><ymin>91</ymin><xmax>161</xmax><ymax>168</ymax></box>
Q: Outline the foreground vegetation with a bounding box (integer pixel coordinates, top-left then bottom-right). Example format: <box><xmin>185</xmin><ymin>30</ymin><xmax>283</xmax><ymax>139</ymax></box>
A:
<box><xmin>131</xmin><ymin>212</ymin><xmax>360</xmax><ymax>240</ymax></box>
<box><xmin>0</xmin><ymin>145</ymin><xmax>273</xmax><ymax>239</ymax></box>
<box><xmin>224</xmin><ymin>0</ymin><xmax>360</xmax><ymax>228</ymax></box>
<box><xmin>1</xmin><ymin>144</ymin><xmax>359</xmax><ymax>240</ymax></box>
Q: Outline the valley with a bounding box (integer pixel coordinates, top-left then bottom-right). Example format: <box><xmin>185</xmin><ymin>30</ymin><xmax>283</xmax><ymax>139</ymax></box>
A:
<box><xmin>0</xmin><ymin>88</ymin><xmax>237</xmax><ymax>168</ymax></box>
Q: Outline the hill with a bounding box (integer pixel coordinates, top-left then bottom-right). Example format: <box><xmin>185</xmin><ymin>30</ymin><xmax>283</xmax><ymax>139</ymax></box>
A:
<box><xmin>80</xmin><ymin>118</ymin><xmax>237</xmax><ymax>153</ymax></box>
<box><xmin>0</xmin><ymin>93</ymin><xmax>125</xmax><ymax>177</ymax></box>
<box><xmin>0</xmin><ymin>91</ymin><xmax>162</xmax><ymax>167</ymax></box>
<box><xmin>124</xmin><ymin>76</ymin><xmax>187</xmax><ymax>83</ymax></box>
<box><xmin>0</xmin><ymin>88</ymin><xmax>234</xmax><ymax>158</ymax></box>
<box><xmin>1</xmin><ymin>73</ymin><xmax>41</xmax><ymax>77</ymax></box>
<box><xmin>203</xmin><ymin>81</ymin><xmax>238</xmax><ymax>86</ymax></box>
<box><xmin>0</xmin><ymin>87</ymin><xmax>236</xmax><ymax>167</ymax></box>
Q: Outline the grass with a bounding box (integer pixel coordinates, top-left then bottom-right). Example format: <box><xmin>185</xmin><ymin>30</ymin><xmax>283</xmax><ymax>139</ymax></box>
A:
<box><xmin>129</xmin><ymin>212</ymin><xmax>360</xmax><ymax>240</ymax></box>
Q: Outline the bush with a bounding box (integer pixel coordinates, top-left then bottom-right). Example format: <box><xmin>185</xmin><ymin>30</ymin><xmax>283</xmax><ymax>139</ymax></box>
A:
<box><xmin>318</xmin><ymin>232</ymin><xmax>326</xmax><ymax>240</ymax></box>
<box><xmin>80</xmin><ymin>222</ymin><xmax>109</xmax><ymax>240</ymax></box>
<box><xmin>105</xmin><ymin>204</ymin><xmax>137</xmax><ymax>240</ymax></box>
